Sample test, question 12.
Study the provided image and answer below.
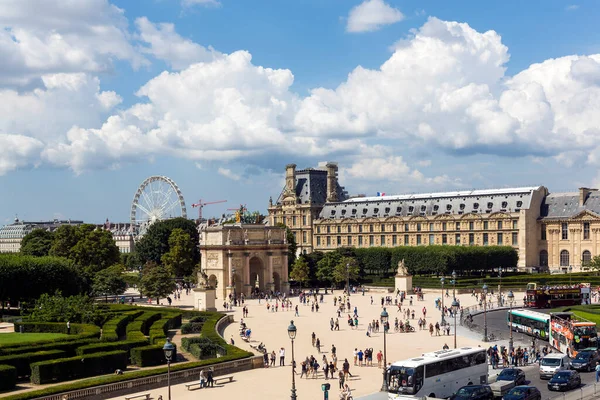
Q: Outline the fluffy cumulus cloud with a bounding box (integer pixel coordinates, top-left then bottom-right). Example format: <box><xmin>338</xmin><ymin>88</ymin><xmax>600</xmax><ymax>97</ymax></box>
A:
<box><xmin>217</xmin><ymin>167</ymin><xmax>241</xmax><ymax>181</ymax></box>
<box><xmin>3</xmin><ymin>8</ymin><xmax>600</xmax><ymax>187</ymax></box>
<box><xmin>0</xmin><ymin>0</ymin><xmax>145</xmax><ymax>87</ymax></box>
<box><xmin>346</xmin><ymin>0</ymin><xmax>404</xmax><ymax>33</ymax></box>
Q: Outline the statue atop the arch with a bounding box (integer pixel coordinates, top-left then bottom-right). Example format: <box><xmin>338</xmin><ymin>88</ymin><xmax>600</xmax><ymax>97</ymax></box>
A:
<box><xmin>198</xmin><ymin>268</ymin><xmax>209</xmax><ymax>288</ymax></box>
<box><xmin>396</xmin><ymin>259</ymin><xmax>409</xmax><ymax>276</ymax></box>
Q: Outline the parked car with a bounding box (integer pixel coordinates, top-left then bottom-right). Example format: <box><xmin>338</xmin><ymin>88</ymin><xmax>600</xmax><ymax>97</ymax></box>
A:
<box><xmin>502</xmin><ymin>385</ymin><xmax>541</xmax><ymax>400</ymax></box>
<box><xmin>570</xmin><ymin>350</ymin><xmax>600</xmax><ymax>372</ymax></box>
<box><xmin>547</xmin><ymin>370</ymin><xmax>581</xmax><ymax>391</ymax></box>
<box><xmin>539</xmin><ymin>353</ymin><xmax>570</xmax><ymax>379</ymax></box>
<box><xmin>497</xmin><ymin>368</ymin><xmax>527</xmax><ymax>385</ymax></box>
<box><xmin>449</xmin><ymin>385</ymin><xmax>494</xmax><ymax>400</ymax></box>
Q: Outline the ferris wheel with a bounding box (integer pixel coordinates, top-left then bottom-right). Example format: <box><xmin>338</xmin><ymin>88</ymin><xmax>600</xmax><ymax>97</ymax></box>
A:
<box><xmin>130</xmin><ymin>176</ymin><xmax>187</xmax><ymax>238</ymax></box>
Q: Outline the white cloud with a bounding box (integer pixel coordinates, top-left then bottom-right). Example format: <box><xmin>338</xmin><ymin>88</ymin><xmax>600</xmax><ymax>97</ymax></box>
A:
<box><xmin>0</xmin><ymin>133</ymin><xmax>44</xmax><ymax>175</ymax></box>
<box><xmin>417</xmin><ymin>159</ymin><xmax>432</xmax><ymax>167</ymax></box>
<box><xmin>135</xmin><ymin>17</ymin><xmax>221</xmax><ymax>70</ymax></box>
<box><xmin>182</xmin><ymin>0</ymin><xmax>220</xmax><ymax>7</ymax></box>
<box><xmin>0</xmin><ymin>0</ymin><xmax>146</xmax><ymax>87</ymax></box>
<box><xmin>218</xmin><ymin>167</ymin><xmax>240</xmax><ymax>181</ymax></box>
<box><xmin>347</xmin><ymin>0</ymin><xmax>404</xmax><ymax>33</ymax></box>
<box><xmin>566</xmin><ymin>5</ymin><xmax>579</xmax><ymax>11</ymax></box>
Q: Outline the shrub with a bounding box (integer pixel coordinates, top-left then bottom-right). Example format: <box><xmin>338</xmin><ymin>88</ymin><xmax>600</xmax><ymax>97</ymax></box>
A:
<box><xmin>181</xmin><ymin>337</ymin><xmax>222</xmax><ymax>359</ymax></box>
<box><xmin>180</xmin><ymin>322</ymin><xmax>203</xmax><ymax>334</ymax></box>
<box><xmin>126</xmin><ymin>312</ymin><xmax>162</xmax><ymax>341</ymax></box>
<box><xmin>0</xmin><ymin>364</ymin><xmax>17</xmax><ymax>390</ymax></box>
<box><xmin>0</xmin><ymin>339</ymin><xmax>98</xmax><ymax>357</ymax></box>
<box><xmin>11</xmin><ymin>322</ymin><xmax>100</xmax><ymax>341</ymax></box>
<box><xmin>0</xmin><ymin>350</ymin><xmax>66</xmax><ymax>377</ymax></box>
<box><xmin>30</xmin><ymin>350</ymin><xmax>128</xmax><ymax>384</ymax></box>
<box><xmin>130</xmin><ymin>344</ymin><xmax>177</xmax><ymax>367</ymax></box>
<box><xmin>76</xmin><ymin>340</ymin><xmax>148</xmax><ymax>357</ymax></box>
<box><xmin>148</xmin><ymin>314</ymin><xmax>182</xmax><ymax>344</ymax></box>
<box><xmin>189</xmin><ymin>316</ymin><xmax>206</xmax><ymax>323</ymax></box>
<box><xmin>101</xmin><ymin>310</ymin><xmax>143</xmax><ymax>341</ymax></box>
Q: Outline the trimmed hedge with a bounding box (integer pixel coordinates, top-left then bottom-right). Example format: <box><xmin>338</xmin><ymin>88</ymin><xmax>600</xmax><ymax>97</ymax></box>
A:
<box><xmin>101</xmin><ymin>310</ymin><xmax>143</xmax><ymax>342</ymax></box>
<box><xmin>76</xmin><ymin>340</ymin><xmax>149</xmax><ymax>356</ymax></box>
<box><xmin>131</xmin><ymin>344</ymin><xmax>177</xmax><ymax>367</ymax></box>
<box><xmin>189</xmin><ymin>316</ymin><xmax>206</xmax><ymax>323</ymax></box>
<box><xmin>148</xmin><ymin>313</ymin><xmax>182</xmax><ymax>344</ymax></box>
<box><xmin>181</xmin><ymin>337</ymin><xmax>222</xmax><ymax>359</ymax></box>
<box><xmin>30</xmin><ymin>350</ymin><xmax>128</xmax><ymax>384</ymax></box>
<box><xmin>180</xmin><ymin>322</ymin><xmax>203</xmax><ymax>334</ymax></box>
<box><xmin>0</xmin><ymin>350</ymin><xmax>65</xmax><ymax>378</ymax></box>
<box><xmin>6</xmin><ymin>322</ymin><xmax>101</xmax><ymax>349</ymax></box>
<box><xmin>0</xmin><ymin>364</ymin><xmax>17</xmax><ymax>390</ymax></box>
<box><xmin>126</xmin><ymin>312</ymin><xmax>162</xmax><ymax>341</ymax></box>
<box><xmin>0</xmin><ymin>339</ymin><xmax>98</xmax><ymax>357</ymax></box>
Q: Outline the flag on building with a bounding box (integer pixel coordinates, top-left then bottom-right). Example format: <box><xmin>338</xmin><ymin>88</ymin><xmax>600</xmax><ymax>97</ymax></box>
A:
<box><xmin>376</xmin><ymin>192</ymin><xmax>386</xmax><ymax>196</ymax></box>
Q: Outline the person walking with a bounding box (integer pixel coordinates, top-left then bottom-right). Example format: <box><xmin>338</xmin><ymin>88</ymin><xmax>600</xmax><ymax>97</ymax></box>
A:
<box><xmin>338</xmin><ymin>370</ymin><xmax>345</xmax><ymax>389</ymax></box>
<box><xmin>312</xmin><ymin>332</ymin><xmax>317</xmax><ymax>347</ymax></box>
<box><xmin>270</xmin><ymin>350</ymin><xmax>276</xmax><ymax>366</ymax></box>
<box><xmin>595</xmin><ymin>361</ymin><xmax>600</xmax><ymax>382</ymax></box>
<box><xmin>206</xmin><ymin>368</ymin><xmax>214</xmax><ymax>387</ymax></box>
<box><xmin>330</xmin><ymin>317</ymin><xmax>335</xmax><ymax>331</ymax></box>
<box><xmin>279</xmin><ymin>347</ymin><xmax>285</xmax><ymax>366</ymax></box>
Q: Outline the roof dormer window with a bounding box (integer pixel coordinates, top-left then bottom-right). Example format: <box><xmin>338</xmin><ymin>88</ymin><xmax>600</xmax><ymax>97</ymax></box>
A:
<box><xmin>487</xmin><ymin>202</ymin><xmax>493</xmax><ymax>209</ymax></box>
<box><xmin>501</xmin><ymin>201</ymin><xmax>508</xmax><ymax>208</ymax></box>
<box><xmin>459</xmin><ymin>204</ymin><xmax>465</xmax><ymax>210</ymax></box>
<box><xmin>446</xmin><ymin>204</ymin><xmax>452</xmax><ymax>211</ymax></box>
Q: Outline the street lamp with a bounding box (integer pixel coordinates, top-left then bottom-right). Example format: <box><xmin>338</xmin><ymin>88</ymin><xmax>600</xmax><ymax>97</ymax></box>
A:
<box><xmin>498</xmin><ymin>269</ymin><xmax>502</xmax><ymax>306</ymax></box>
<box><xmin>452</xmin><ymin>298</ymin><xmax>459</xmax><ymax>349</ymax></box>
<box><xmin>163</xmin><ymin>338</ymin><xmax>175</xmax><ymax>400</ymax></box>
<box><xmin>380</xmin><ymin>308</ymin><xmax>389</xmax><ymax>392</ymax></box>
<box><xmin>288</xmin><ymin>320</ymin><xmax>298</xmax><ymax>400</ymax></box>
<box><xmin>451</xmin><ymin>270</ymin><xmax>457</xmax><ymax>301</ymax></box>
<box><xmin>482</xmin><ymin>283</ymin><xmax>488</xmax><ymax>342</ymax></box>
<box><xmin>440</xmin><ymin>277</ymin><xmax>446</xmax><ymax>325</ymax></box>
<box><xmin>346</xmin><ymin>263</ymin><xmax>350</xmax><ymax>296</ymax></box>
<box><xmin>508</xmin><ymin>290</ymin><xmax>515</xmax><ymax>354</ymax></box>
<box><xmin>569</xmin><ymin>265</ymin><xmax>573</xmax><ymax>285</ymax></box>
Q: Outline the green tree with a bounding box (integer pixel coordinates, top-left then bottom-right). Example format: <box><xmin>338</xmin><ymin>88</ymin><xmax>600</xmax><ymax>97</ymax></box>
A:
<box><xmin>29</xmin><ymin>292</ymin><xmax>100</xmax><ymax>324</ymax></box>
<box><xmin>48</xmin><ymin>225</ymin><xmax>79</xmax><ymax>258</ymax></box>
<box><xmin>20</xmin><ymin>229</ymin><xmax>55</xmax><ymax>257</ymax></box>
<box><xmin>140</xmin><ymin>262</ymin><xmax>177</xmax><ymax>305</ymax></box>
<box><xmin>92</xmin><ymin>264</ymin><xmax>127</xmax><ymax>302</ymax></box>
<box><xmin>332</xmin><ymin>256</ymin><xmax>360</xmax><ymax>287</ymax></box>
<box><xmin>276</xmin><ymin>223</ymin><xmax>297</xmax><ymax>271</ymax></box>
<box><xmin>290</xmin><ymin>257</ymin><xmax>310</xmax><ymax>286</ymax></box>
<box><xmin>69</xmin><ymin>227</ymin><xmax>120</xmax><ymax>275</ymax></box>
<box><xmin>161</xmin><ymin>228</ymin><xmax>195</xmax><ymax>278</ymax></box>
<box><xmin>316</xmin><ymin>252</ymin><xmax>341</xmax><ymax>284</ymax></box>
<box><xmin>589</xmin><ymin>255</ymin><xmax>600</xmax><ymax>273</ymax></box>
<box><xmin>136</xmin><ymin>218</ymin><xmax>200</xmax><ymax>266</ymax></box>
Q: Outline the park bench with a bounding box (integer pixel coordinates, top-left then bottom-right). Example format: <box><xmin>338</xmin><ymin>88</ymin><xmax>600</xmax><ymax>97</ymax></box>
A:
<box><xmin>124</xmin><ymin>393</ymin><xmax>150</xmax><ymax>400</ymax></box>
<box><xmin>185</xmin><ymin>382</ymin><xmax>203</xmax><ymax>390</ymax></box>
<box><xmin>214</xmin><ymin>375</ymin><xmax>234</xmax><ymax>384</ymax></box>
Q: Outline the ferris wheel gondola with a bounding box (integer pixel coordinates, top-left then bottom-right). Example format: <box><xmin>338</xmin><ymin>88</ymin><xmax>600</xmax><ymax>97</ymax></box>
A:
<box><xmin>130</xmin><ymin>176</ymin><xmax>187</xmax><ymax>239</ymax></box>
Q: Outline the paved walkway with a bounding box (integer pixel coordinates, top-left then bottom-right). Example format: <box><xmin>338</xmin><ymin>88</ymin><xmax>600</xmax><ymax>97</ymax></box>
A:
<box><xmin>106</xmin><ymin>288</ymin><xmax>524</xmax><ymax>400</ymax></box>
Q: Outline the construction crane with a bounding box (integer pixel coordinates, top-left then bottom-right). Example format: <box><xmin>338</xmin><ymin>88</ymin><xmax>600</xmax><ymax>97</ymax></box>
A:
<box><xmin>192</xmin><ymin>199</ymin><xmax>227</xmax><ymax>220</ymax></box>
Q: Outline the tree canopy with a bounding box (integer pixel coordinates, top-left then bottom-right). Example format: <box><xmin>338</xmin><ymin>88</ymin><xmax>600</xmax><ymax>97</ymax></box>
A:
<box><xmin>161</xmin><ymin>228</ymin><xmax>195</xmax><ymax>278</ymax></box>
<box><xmin>135</xmin><ymin>218</ymin><xmax>200</xmax><ymax>268</ymax></box>
<box><xmin>140</xmin><ymin>262</ymin><xmax>177</xmax><ymax>304</ymax></box>
<box><xmin>92</xmin><ymin>264</ymin><xmax>127</xmax><ymax>301</ymax></box>
<box><xmin>20</xmin><ymin>229</ymin><xmax>55</xmax><ymax>257</ymax></box>
<box><xmin>290</xmin><ymin>257</ymin><xmax>310</xmax><ymax>286</ymax></box>
<box><xmin>70</xmin><ymin>226</ymin><xmax>120</xmax><ymax>275</ymax></box>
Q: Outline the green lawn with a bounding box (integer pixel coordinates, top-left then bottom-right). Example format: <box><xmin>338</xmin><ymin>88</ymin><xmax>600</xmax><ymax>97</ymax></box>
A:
<box><xmin>0</xmin><ymin>332</ymin><xmax>70</xmax><ymax>346</ymax></box>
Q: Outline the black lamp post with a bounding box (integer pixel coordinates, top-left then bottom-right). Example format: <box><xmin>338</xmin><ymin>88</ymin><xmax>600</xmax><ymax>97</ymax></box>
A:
<box><xmin>482</xmin><ymin>283</ymin><xmax>488</xmax><ymax>342</ymax></box>
<box><xmin>498</xmin><ymin>269</ymin><xmax>502</xmax><ymax>306</ymax></box>
<box><xmin>452</xmin><ymin>298</ymin><xmax>459</xmax><ymax>349</ymax></box>
<box><xmin>451</xmin><ymin>270</ymin><xmax>457</xmax><ymax>300</ymax></box>
<box><xmin>569</xmin><ymin>265</ymin><xmax>573</xmax><ymax>285</ymax></box>
<box><xmin>440</xmin><ymin>277</ymin><xmax>446</xmax><ymax>325</ymax></box>
<box><xmin>380</xmin><ymin>308</ymin><xmax>389</xmax><ymax>391</ymax></box>
<box><xmin>288</xmin><ymin>320</ymin><xmax>297</xmax><ymax>400</ymax></box>
<box><xmin>508</xmin><ymin>290</ymin><xmax>515</xmax><ymax>353</ymax></box>
<box><xmin>163</xmin><ymin>338</ymin><xmax>175</xmax><ymax>400</ymax></box>
<box><xmin>346</xmin><ymin>263</ymin><xmax>350</xmax><ymax>296</ymax></box>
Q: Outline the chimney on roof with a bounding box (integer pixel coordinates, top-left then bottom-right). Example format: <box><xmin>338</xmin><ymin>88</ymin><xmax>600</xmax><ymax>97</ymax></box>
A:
<box><xmin>579</xmin><ymin>187</ymin><xmax>598</xmax><ymax>207</ymax></box>
<box><xmin>326</xmin><ymin>162</ymin><xmax>339</xmax><ymax>203</ymax></box>
<box><xmin>285</xmin><ymin>164</ymin><xmax>297</xmax><ymax>197</ymax></box>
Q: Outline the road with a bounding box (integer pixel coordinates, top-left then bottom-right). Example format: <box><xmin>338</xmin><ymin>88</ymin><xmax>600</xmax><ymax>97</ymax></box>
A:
<box><xmin>358</xmin><ymin>309</ymin><xmax>600</xmax><ymax>400</ymax></box>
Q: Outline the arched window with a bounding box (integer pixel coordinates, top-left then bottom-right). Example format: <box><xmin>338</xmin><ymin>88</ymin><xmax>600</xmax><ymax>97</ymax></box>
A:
<box><xmin>560</xmin><ymin>250</ymin><xmax>570</xmax><ymax>267</ymax></box>
<box><xmin>582</xmin><ymin>250</ymin><xmax>592</xmax><ymax>266</ymax></box>
<box><xmin>539</xmin><ymin>250</ymin><xmax>548</xmax><ymax>266</ymax></box>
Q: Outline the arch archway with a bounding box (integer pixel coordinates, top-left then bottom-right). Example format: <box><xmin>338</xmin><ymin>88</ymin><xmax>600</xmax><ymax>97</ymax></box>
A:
<box><xmin>249</xmin><ymin>257</ymin><xmax>265</xmax><ymax>293</ymax></box>
<box><xmin>273</xmin><ymin>272</ymin><xmax>281</xmax><ymax>293</ymax></box>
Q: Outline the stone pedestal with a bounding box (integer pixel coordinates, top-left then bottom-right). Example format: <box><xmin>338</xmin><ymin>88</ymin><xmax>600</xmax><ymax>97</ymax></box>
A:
<box><xmin>395</xmin><ymin>274</ymin><xmax>413</xmax><ymax>294</ymax></box>
<box><xmin>282</xmin><ymin>282</ymin><xmax>290</xmax><ymax>295</ymax></box>
<box><xmin>193</xmin><ymin>286</ymin><xmax>217</xmax><ymax>311</ymax></box>
<box><xmin>266</xmin><ymin>282</ymin><xmax>275</xmax><ymax>294</ymax></box>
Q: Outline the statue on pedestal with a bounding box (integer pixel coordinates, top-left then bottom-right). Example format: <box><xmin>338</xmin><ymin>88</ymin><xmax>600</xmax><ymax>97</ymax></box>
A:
<box><xmin>198</xmin><ymin>268</ymin><xmax>209</xmax><ymax>288</ymax></box>
<box><xmin>396</xmin><ymin>259</ymin><xmax>408</xmax><ymax>276</ymax></box>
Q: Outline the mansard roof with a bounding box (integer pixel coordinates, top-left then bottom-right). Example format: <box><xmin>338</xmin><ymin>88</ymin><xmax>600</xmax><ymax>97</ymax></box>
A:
<box><xmin>318</xmin><ymin>186</ymin><xmax>544</xmax><ymax>220</ymax></box>
<box><xmin>275</xmin><ymin>167</ymin><xmax>348</xmax><ymax>206</ymax></box>
<box><xmin>541</xmin><ymin>191</ymin><xmax>600</xmax><ymax>219</ymax></box>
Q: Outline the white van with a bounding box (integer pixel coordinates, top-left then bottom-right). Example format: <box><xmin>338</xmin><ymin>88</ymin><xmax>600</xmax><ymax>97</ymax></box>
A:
<box><xmin>539</xmin><ymin>353</ymin><xmax>570</xmax><ymax>379</ymax></box>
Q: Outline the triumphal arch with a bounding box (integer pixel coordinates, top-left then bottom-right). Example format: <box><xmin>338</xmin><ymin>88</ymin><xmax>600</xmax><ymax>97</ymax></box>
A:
<box><xmin>198</xmin><ymin>224</ymin><xmax>289</xmax><ymax>299</ymax></box>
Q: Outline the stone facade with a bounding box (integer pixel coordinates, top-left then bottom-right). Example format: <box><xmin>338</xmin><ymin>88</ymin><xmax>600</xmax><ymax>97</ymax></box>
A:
<box><xmin>199</xmin><ymin>224</ymin><xmax>289</xmax><ymax>298</ymax></box>
<box><xmin>267</xmin><ymin>162</ymin><xmax>347</xmax><ymax>255</ymax></box>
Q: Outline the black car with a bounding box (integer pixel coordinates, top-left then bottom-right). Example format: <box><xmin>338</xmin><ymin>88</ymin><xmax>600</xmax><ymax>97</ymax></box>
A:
<box><xmin>497</xmin><ymin>368</ymin><xmax>527</xmax><ymax>385</ymax></box>
<box><xmin>570</xmin><ymin>350</ymin><xmax>600</xmax><ymax>372</ymax></box>
<box><xmin>449</xmin><ymin>385</ymin><xmax>494</xmax><ymax>400</ymax></box>
<box><xmin>547</xmin><ymin>370</ymin><xmax>581</xmax><ymax>391</ymax></box>
<box><xmin>502</xmin><ymin>385</ymin><xmax>541</xmax><ymax>400</ymax></box>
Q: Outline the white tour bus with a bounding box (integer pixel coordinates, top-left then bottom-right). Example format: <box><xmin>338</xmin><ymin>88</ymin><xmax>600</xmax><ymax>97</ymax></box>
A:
<box><xmin>386</xmin><ymin>347</ymin><xmax>488</xmax><ymax>399</ymax></box>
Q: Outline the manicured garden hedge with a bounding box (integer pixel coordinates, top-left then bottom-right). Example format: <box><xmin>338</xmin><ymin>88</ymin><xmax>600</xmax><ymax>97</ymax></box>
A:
<box><xmin>125</xmin><ymin>312</ymin><xmax>162</xmax><ymax>341</ymax></box>
<box><xmin>148</xmin><ymin>313</ymin><xmax>182</xmax><ymax>345</ymax></box>
<box><xmin>101</xmin><ymin>310</ymin><xmax>143</xmax><ymax>342</ymax></box>
<box><xmin>180</xmin><ymin>322</ymin><xmax>203</xmax><ymax>334</ymax></box>
<box><xmin>30</xmin><ymin>350</ymin><xmax>128</xmax><ymax>384</ymax></box>
<box><xmin>181</xmin><ymin>337</ymin><xmax>222</xmax><ymax>359</ymax></box>
<box><xmin>131</xmin><ymin>344</ymin><xmax>177</xmax><ymax>367</ymax></box>
<box><xmin>0</xmin><ymin>364</ymin><xmax>17</xmax><ymax>390</ymax></box>
<box><xmin>76</xmin><ymin>340</ymin><xmax>149</xmax><ymax>356</ymax></box>
<box><xmin>11</xmin><ymin>322</ymin><xmax>100</xmax><ymax>342</ymax></box>
<box><xmin>0</xmin><ymin>350</ymin><xmax>65</xmax><ymax>378</ymax></box>
<box><xmin>0</xmin><ymin>339</ymin><xmax>98</xmax><ymax>357</ymax></box>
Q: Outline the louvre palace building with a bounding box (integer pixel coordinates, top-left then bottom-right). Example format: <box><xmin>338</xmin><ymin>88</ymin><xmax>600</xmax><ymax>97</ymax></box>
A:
<box><xmin>268</xmin><ymin>162</ymin><xmax>600</xmax><ymax>273</ymax></box>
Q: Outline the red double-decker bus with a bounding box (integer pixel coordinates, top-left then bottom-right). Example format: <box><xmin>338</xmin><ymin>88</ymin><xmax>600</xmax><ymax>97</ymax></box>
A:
<box><xmin>526</xmin><ymin>283</ymin><xmax>585</xmax><ymax>308</ymax></box>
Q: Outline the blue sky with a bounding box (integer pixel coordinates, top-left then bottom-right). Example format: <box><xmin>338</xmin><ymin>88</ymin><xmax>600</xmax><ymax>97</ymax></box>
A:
<box><xmin>1</xmin><ymin>0</ymin><xmax>600</xmax><ymax>225</ymax></box>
